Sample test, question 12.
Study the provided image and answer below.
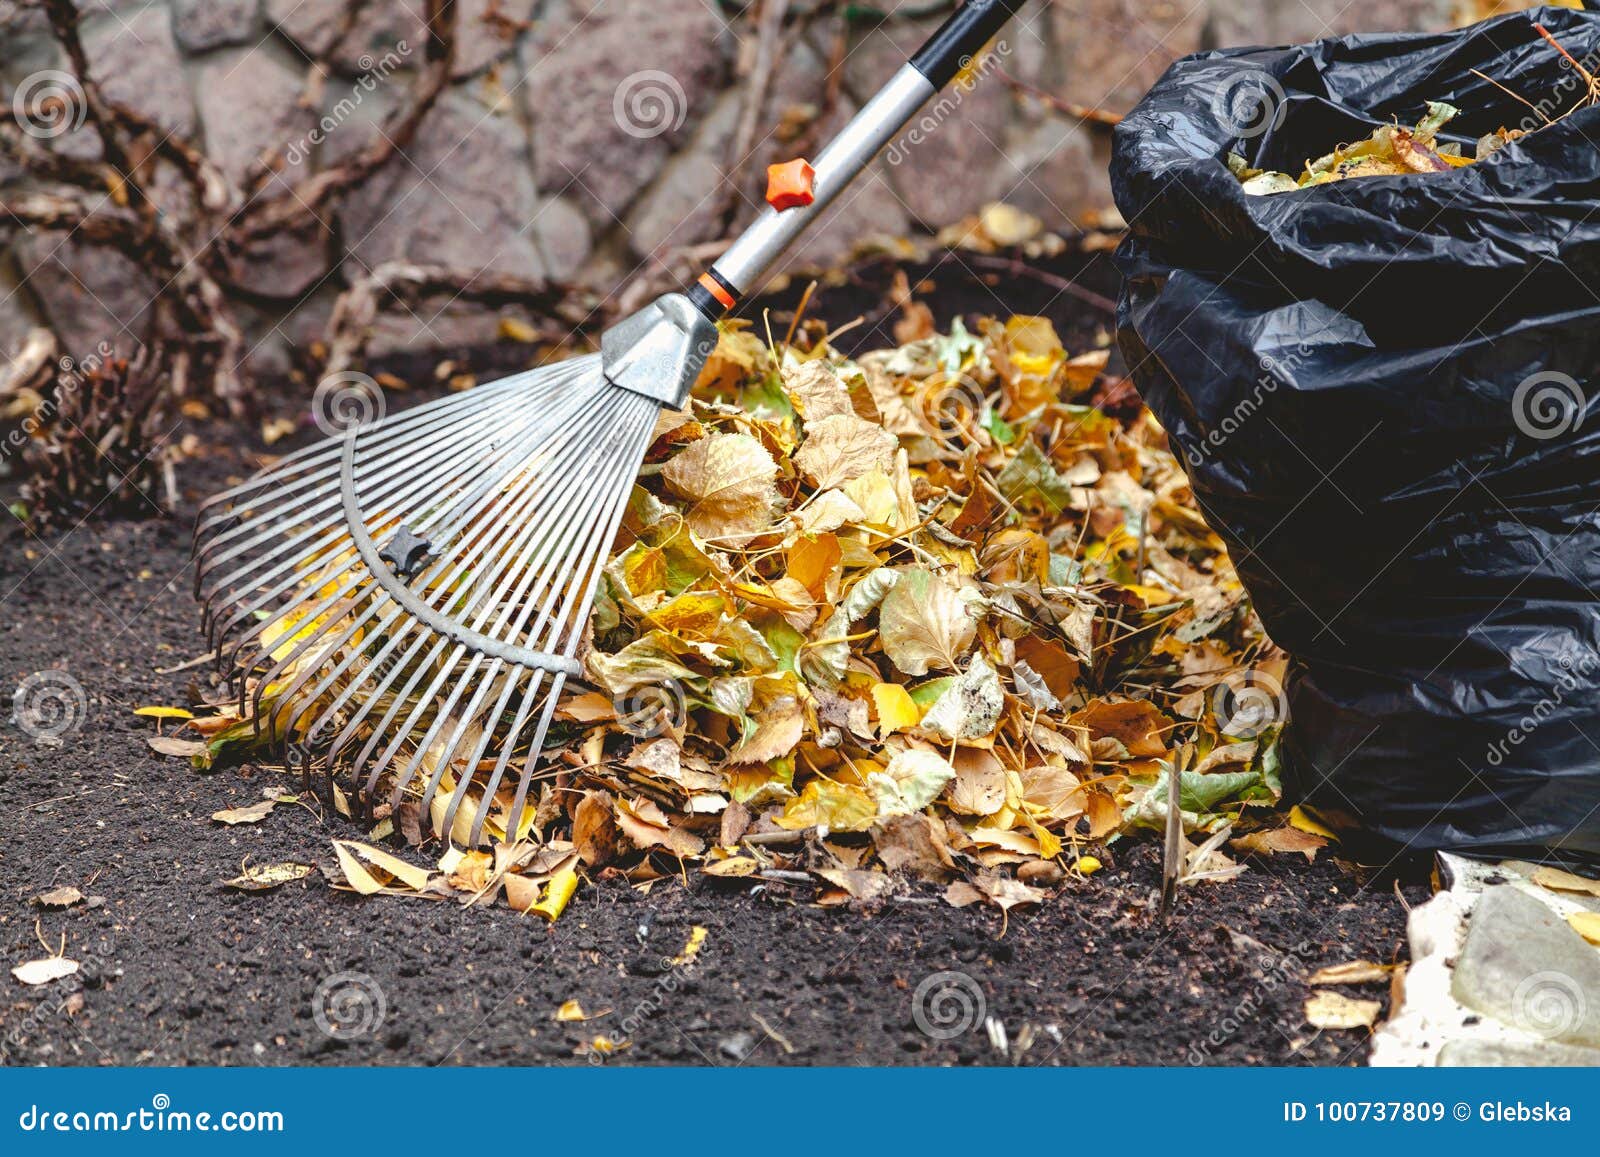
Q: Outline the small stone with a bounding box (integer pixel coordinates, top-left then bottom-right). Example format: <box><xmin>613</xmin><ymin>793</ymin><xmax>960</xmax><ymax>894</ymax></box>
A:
<box><xmin>526</xmin><ymin>0</ymin><xmax>726</xmax><ymax>226</ymax></box>
<box><xmin>718</xmin><ymin>1030</ymin><xmax>756</xmax><ymax>1060</ymax></box>
<box><xmin>266</xmin><ymin>0</ymin><xmax>533</xmax><ymax>78</ymax></box>
<box><xmin>1451</xmin><ymin>885</ymin><xmax>1600</xmax><ymax>1049</ymax></box>
<box><xmin>173</xmin><ymin>0</ymin><xmax>259</xmax><ymax>53</ymax></box>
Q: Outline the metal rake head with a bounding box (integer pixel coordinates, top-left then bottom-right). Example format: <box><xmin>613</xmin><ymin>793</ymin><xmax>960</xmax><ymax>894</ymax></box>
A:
<box><xmin>192</xmin><ymin>352</ymin><xmax>667</xmax><ymax>847</ymax></box>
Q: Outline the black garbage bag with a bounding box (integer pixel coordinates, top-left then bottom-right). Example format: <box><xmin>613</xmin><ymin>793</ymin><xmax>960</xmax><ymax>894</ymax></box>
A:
<box><xmin>1111</xmin><ymin>6</ymin><xmax>1600</xmax><ymax>861</ymax></box>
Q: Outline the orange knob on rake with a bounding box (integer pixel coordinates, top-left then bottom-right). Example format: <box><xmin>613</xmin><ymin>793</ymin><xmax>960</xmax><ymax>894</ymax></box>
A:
<box><xmin>765</xmin><ymin>158</ymin><xmax>815</xmax><ymax>211</ymax></box>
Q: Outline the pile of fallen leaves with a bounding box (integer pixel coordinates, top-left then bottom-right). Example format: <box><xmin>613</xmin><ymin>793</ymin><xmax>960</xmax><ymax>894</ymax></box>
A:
<box><xmin>1232</xmin><ymin>23</ymin><xmax>1595</xmax><ymax>197</ymax></box>
<box><xmin>148</xmin><ymin>307</ymin><xmax>1322</xmax><ymax>919</ymax></box>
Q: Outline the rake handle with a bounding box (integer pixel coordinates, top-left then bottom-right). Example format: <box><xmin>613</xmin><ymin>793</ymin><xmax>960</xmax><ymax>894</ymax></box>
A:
<box><xmin>687</xmin><ymin>0</ymin><xmax>1029</xmax><ymax>318</ymax></box>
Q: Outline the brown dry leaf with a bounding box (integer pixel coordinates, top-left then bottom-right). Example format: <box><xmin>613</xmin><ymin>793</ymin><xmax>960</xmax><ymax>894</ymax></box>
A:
<box><xmin>1309</xmin><ymin>960</ymin><xmax>1393</xmax><ymax>986</ymax></box>
<box><xmin>33</xmin><ymin>886</ymin><xmax>84</xmax><ymax>909</ymax></box>
<box><xmin>13</xmin><ymin>956</ymin><xmax>79</xmax><ymax>986</ymax></box>
<box><xmin>211</xmin><ymin>798</ymin><xmax>278</xmax><ymax>825</ymax></box>
<box><xmin>614</xmin><ymin>797</ymin><xmax>704</xmax><ymax>857</ymax></box>
<box><xmin>1231</xmin><ymin>826</ymin><xmax>1328</xmax><ymax>863</ymax></box>
<box><xmin>794</xmin><ymin>413</ymin><xmax>897</xmax><ymax>489</ymax></box>
<box><xmin>1305</xmin><ymin>990</ymin><xmax>1381</xmax><ymax>1029</ymax></box>
<box><xmin>148</xmin><ymin>735</ymin><xmax>208</xmax><ymax>758</ymax></box>
<box><xmin>948</xmin><ymin>747</ymin><xmax>1007</xmax><ymax>816</ymax></box>
<box><xmin>572</xmin><ymin>791</ymin><xmax>618</xmax><ymax>867</ymax></box>
<box><xmin>1073</xmin><ymin>699</ymin><xmax>1170</xmax><ymax>758</ymax></box>
<box><xmin>1533</xmin><ymin>866</ymin><xmax>1600</xmax><ymax>898</ymax></box>
<box><xmin>661</xmin><ymin>432</ymin><xmax>779</xmax><ymax>541</ymax></box>
<box><xmin>783</xmin><ymin>358</ymin><xmax>854</xmax><ymax>421</ymax></box>
<box><xmin>815</xmin><ymin>868</ymin><xmax>896</xmax><ymax>901</ymax></box>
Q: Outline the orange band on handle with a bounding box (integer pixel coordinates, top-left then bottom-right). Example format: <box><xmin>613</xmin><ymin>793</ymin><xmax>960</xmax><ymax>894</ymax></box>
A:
<box><xmin>697</xmin><ymin>272</ymin><xmax>737</xmax><ymax>310</ymax></box>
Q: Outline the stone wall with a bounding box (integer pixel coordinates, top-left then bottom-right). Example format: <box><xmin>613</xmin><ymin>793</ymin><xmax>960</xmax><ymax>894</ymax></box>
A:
<box><xmin>1</xmin><ymin>0</ymin><xmax>1482</xmax><ymax>370</ymax></box>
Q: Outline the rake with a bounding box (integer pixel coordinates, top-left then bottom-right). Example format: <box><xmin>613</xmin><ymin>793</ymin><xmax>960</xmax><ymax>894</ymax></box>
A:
<box><xmin>193</xmin><ymin>0</ymin><xmax>1028</xmax><ymax>846</ymax></box>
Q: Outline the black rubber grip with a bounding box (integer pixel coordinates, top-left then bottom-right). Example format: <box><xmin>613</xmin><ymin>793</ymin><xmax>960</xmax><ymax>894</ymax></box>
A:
<box><xmin>908</xmin><ymin>0</ymin><xmax>1027</xmax><ymax>90</ymax></box>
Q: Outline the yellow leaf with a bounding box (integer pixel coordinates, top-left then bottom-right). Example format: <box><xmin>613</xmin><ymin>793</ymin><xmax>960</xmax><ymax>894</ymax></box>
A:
<box><xmin>556</xmin><ymin>999</ymin><xmax>587</xmax><ymax>1022</ymax></box>
<box><xmin>1074</xmin><ymin>855</ymin><xmax>1102</xmax><ymax>876</ymax></box>
<box><xmin>877</xmin><ymin>567</ymin><xmax>978</xmax><ymax>677</ymax></box>
<box><xmin>498</xmin><ymin>317</ymin><xmax>540</xmax><ymax>343</ymax></box>
<box><xmin>871</xmin><ymin>683</ymin><xmax>921</xmax><ymax>736</ymax></box>
<box><xmin>704</xmin><ymin>855</ymin><xmax>760</xmax><ymax>877</ymax></box>
<box><xmin>673</xmin><ymin>925</ymin><xmax>708</xmax><ymax>966</ymax></box>
<box><xmin>331</xmin><ymin>840</ymin><xmax>432</xmax><ymax>895</ymax></box>
<box><xmin>223</xmin><ymin>861</ymin><xmax>312</xmax><ymax>891</ymax></box>
<box><xmin>134</xmin><ymin>705</ymin><xmax>193</xmax><ymax>720</ymax></box>
<box><xmin>1289</xmin><ymin>805</ymin><xmax>1339</xmax><ymax>841</ymax></box>
<box><xmin>530</xmin><ymin>866</ymin><xmax>579</xmax><ymax>922</ymax></box>
<box><xmin>776</xmin><ymin>779</ymin><xmax>877</xmax><ymax>832</ymax></box>
<box><xmin>1569</xmin><ymin>911</ymin><xmax>1600</xmax><ymax>947</ymax></box>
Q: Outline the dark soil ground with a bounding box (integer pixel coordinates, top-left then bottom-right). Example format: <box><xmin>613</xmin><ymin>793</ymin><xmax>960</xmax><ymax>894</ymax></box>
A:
<box><xmin>1</xmin><ymin>247</ymin><xmax>1429</xmax><ymax>1067</ymax></box>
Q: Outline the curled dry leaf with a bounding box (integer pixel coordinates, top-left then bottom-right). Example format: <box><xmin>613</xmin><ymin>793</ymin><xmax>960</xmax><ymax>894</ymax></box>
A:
<box><xmin>1308</xmin><ymin>960</ymin><xmax>1393</xmax><ymax>986</ymax></box>
<box><xmin>224</xmin><ymin>861</ymin><xmax>313</xmax><ymax>892</ymax></box>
